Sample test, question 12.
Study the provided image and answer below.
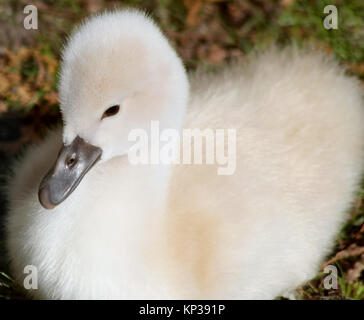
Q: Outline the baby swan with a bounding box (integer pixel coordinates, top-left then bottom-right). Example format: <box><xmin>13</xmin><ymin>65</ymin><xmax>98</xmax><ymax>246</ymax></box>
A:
<box><xmin>5</xmin><ymin>10</ymin><xmax>364</xmax><ymax>299</ymax></box>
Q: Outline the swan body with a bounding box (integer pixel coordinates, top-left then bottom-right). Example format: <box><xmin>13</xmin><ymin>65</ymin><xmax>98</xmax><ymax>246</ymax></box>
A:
<box><xmin>5</xmin><ymin>10</ymin><xmax>364</xmax><ymax>299</ymax></box>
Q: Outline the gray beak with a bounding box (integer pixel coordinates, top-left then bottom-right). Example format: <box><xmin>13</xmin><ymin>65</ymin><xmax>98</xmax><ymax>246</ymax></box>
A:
<box><xmin>38</xmin><ymin>136</ymin><xmax>102</xmax><ymax>210</ymax></box>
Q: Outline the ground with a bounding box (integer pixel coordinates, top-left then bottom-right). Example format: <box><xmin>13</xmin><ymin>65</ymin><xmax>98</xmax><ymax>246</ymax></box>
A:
<box><xmin>0</xmin><ymin>0</ymin><xmax>363</xmax><ymax>300</ymax></box>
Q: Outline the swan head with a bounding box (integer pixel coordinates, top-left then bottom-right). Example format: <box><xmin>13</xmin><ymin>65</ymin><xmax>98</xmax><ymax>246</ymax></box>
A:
<box><xmin>38</xmin><ymin>10</ymin><xmax>189</xmax><ymax>209</ymax></box>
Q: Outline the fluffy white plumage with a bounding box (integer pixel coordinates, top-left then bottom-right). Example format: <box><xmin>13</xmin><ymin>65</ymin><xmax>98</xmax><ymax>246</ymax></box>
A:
<box><xmin>5</xmin><ymin>9</ymin><xmax>364</xmax><ymax>299</ymax></box>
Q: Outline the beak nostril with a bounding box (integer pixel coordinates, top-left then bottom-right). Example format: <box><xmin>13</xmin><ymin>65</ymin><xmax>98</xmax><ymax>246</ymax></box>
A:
<box><xmin>66</xmin><ymin>153</ymin><xmax>77</xmax><ymax>168</ymax></box>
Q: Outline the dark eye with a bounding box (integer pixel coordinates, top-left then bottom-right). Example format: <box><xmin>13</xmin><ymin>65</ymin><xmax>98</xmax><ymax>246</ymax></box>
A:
<box><xmin>101</xmin><ymin>105</ymin><xmax>120</xmax><ymax>119</ymax></box>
